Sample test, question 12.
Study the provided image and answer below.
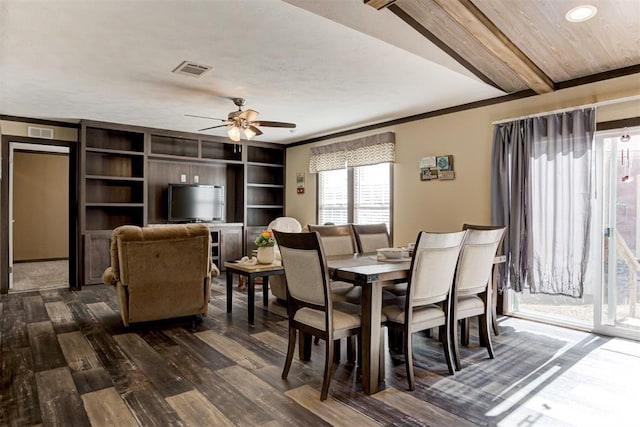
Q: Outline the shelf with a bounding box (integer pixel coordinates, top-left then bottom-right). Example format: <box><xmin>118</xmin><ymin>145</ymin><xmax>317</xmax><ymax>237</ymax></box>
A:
<box><xmin>85</xmin><ymin>205</ymin><xmax>144</xmax><ymax>230</ymax></box>
<box><xmin>247</xmin><ymin>165</ymin><xmax>283</xmax><ymax>186</ymax></box>
<box><xmin>246</xmin><ymin>161</ymin><xmax>284</xmax><ymax>168</ymax></box>
<box><xmin>85</xmin><ymin>175</ymin><xmax>145</xmax><ymax>182</ymax></box>
<box><xmin>246</xmin><ymin>183</ymin><xmax>283</xmax><ymax>188</ymax></box>
<box><xmin>86</xmin><ymin>203</ymin><xmax>144</xmax><ymax>207</ymax></box>
<box><xmin>86</xmin><ymin>127</ymin><xmax>144</xmax><ymax>152</ymax></box>
<box><xmin>247</xmin><ymin>205</ymin><xmax>284</xmax><ymax>209</ymax></box>
<box><xmin>86</xmin><ymin>151</ymin><xmax>144</xmax><ymax>178</ymax></box>
<box><xmin>247</xmin><ymin>146</ymin><xmax>284</xmax><ymax>165</ymax></box>
<box><xmin>201</xmin><ymin>139</ymin><xmax>243</xmax><ymax>161</ymax></box>
<box><xmin>86</xmin><ymin>147</ymin><xmax>144</xmax><ymax>156</ymax></box>
<box><xmin>150</xmin><ymin>134</ymin><xmax>198</xmax><ymax>158</ymax></box>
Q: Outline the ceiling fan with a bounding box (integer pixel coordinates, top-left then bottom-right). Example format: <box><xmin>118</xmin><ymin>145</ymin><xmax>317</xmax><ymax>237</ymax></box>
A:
<box><xmin>187</xmin><ymin>98</ymin><xmax>296</xmax><ymax>142</ymax></box>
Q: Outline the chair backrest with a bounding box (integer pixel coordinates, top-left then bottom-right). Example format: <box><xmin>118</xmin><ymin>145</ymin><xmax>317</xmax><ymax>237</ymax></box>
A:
<box><xmin>455</xmin><ymin>226</ymin><xmax>506</xmax><ymax>295</ymax></box>
<box><xmin>273</xmin><ymin>230</ymin><xmax>330</xmax><ymax>309</ymax></box>
<box><xmin>407</xmin><ymin>230</ymin><xmax>467</xmax><ymax>307</ymax></box>
<box><xmin>351</xmin><ymin>223</ymin><xmax>391</xmax><ymax>253</ymax></box>
<box><xmin>307</xmin><ymin>224</ymin><xmax>357</xmax><ymax>256</ymax></box>
<box><xmin>111</xmin><ymin>224</ymin><xmax>211</xmax><ymax>286</ymax></box>
<box><xmin>268</xmin><ymin>217</ymin><xmax>303</xmax><ymax>233</ymax></box>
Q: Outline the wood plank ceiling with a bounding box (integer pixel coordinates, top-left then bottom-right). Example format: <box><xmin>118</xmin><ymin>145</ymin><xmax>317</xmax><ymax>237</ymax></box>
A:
<box><xmin>366</xmin><ymin>0</ymin><xmax>640</xmax><ymax>95</ymax></box>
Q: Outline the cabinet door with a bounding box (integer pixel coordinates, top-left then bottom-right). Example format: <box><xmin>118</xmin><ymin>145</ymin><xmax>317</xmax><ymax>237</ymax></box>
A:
<box><xmin>220</xmin><ymin>227</ymin><xmax>243</xmax><ymax>268</ymax></box>
<box><xmin>84</xmin><ymin>231</ymin><xmax>112</xmax><ymax>285</ymax></box>
<box><xmin>147</xmin><ymin>160</ymin><xmax>190</xmax><ymax>223</ymax></box>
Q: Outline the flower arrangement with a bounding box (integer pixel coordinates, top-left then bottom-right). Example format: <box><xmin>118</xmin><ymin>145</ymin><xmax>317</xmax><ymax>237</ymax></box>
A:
<box><xmin>255</xmin><ymin>230</ymin><xmax>276</xmax><ymax>247</ymax></box>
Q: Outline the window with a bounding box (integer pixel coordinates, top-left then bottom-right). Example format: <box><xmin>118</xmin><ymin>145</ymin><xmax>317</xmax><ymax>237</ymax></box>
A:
<box><xmin>318</xmin><ymin>163</ymin><xmax>392</xmax><ymax>230</ymax></box>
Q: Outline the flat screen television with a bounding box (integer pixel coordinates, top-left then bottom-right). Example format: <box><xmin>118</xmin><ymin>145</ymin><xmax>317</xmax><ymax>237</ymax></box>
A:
<box><xmin>168</xmin><ymin>184</ymin><xmax>224</xmax><ymax>223</ymax></box>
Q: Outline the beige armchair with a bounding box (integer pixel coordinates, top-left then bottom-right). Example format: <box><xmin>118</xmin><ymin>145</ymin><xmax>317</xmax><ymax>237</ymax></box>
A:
<box><xmin>102</xmin><ymin>224</ymin><xmax>218</xmax><ymax>326</ymax></box>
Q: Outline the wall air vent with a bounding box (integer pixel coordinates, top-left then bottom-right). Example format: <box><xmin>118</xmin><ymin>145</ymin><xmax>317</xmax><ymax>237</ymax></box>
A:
<box><xmin>172</xmin><ymin>60</ymin><xmax>213</xmax><ymax>78</ymax></box>
<box><xmin>27</xmin><ymin>126</ymin><xmax>54</xmax><ymax>139</ymax></box>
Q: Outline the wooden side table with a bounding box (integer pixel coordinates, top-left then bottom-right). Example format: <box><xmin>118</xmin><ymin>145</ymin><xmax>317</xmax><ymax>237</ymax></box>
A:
<box><xmin>224</xmin><ymin>261</ymin><xmax>284</xmax><ymax>324</ymax></box>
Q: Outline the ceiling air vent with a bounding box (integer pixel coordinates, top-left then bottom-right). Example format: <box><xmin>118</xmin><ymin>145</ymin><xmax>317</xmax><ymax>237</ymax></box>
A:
<box><xmin>172</xmin><ymin>60</ymin><xmax>212</xmax><ymax>78</ymax></box>
<box><xmin>27</xmin><ymin>126</ymin><xmax>54</xmax><ymax>139</ymax></box>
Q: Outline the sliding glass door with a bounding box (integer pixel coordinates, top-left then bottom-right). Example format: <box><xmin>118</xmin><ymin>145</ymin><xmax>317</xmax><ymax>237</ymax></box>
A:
<box><xmin>598</xmin><ymin>127</ymin><xmax>640</xmax><ymax>339</ymax></box>
<box><xmin>509</xmin><ymin>126</ymin><xmax>640</xmax><ymax>341</ymax></box>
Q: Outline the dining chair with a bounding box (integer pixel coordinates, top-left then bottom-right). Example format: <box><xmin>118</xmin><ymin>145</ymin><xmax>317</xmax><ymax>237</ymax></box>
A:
<box><xmin>382</xmin><ymin>230</ymin><xmax>467</xmax><ymax>390</ymax></box>
<box><xmin>307</xmin><ymin>224</ymin><xmax>361</xmax><ymax>304</ymax></box>
<box><xmin>351</xmin><ymin>223</ymin><xmax>391</xmax><ymax>253</ymax></box>
<box><xmin>274</xmin><ymin>230</ymin><xmax>361</xmax><ymax>401</ymax></box>
<box><xmin>461</xmin><ymin>223</ymin><xmax>505</xmax><ymax>338</ymax></box>
<box><xmin>266</xmin><ymin>216</ymin><xmax>303</xmax><ymax>301</ymax></box>
<box><xmin>451</xmin><ymin>225</ymin><xmax>506</xmax><ymax>370</ymax></box>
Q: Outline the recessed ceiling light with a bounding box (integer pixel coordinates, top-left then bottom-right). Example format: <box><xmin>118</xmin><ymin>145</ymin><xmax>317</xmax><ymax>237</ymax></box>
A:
<box><xmin>565</xmin><ymin>5</ymin><xmax>597</xmax><ymax>22</ymax></box>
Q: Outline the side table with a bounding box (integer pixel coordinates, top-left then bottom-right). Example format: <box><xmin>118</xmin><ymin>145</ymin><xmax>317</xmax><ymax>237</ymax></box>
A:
<box><xmin>224</xmin><ymin>261</ymin><xmax>285</xmax><ymax>324</ymax></box>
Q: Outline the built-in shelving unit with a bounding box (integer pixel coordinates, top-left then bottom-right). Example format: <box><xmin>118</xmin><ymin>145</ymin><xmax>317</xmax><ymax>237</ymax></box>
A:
<box><xmin>245</xmin><ymin>145</ymin><xmax>285</xmax><ymax>250</ymax></box>
<box><xmin>80</xmin><ymin>123</ymin><xmax>147</xmax><ymax>284</ymax></box>
<box><xmin>79</xmin><ymin>121</ymin><xmax>285</xmax><ymax>285</ymax></box>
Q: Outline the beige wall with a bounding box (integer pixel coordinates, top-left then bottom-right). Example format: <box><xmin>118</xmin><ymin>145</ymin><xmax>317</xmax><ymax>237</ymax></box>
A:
<box><xmin>285</xmin><ymin>74</ymin><xmax>640</xmax><ymax>247</ymax></box>
<box><xmin>13</xmin><ymin>151</ymin><xmax>69</xmax><ymax>261</ymax></box>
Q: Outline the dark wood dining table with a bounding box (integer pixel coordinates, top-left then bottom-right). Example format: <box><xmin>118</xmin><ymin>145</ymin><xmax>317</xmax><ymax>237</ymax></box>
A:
<box><xmin>326</xmin><ymin>253</ymin><xmax>410</xmax><ymax>395</ymax></box>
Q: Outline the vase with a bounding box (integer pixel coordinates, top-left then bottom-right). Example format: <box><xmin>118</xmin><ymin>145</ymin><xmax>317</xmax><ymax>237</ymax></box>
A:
<box><xmin>257</xmin><ymin>246</ymin><xmax>275</xmax><ymax>264</ymax></box>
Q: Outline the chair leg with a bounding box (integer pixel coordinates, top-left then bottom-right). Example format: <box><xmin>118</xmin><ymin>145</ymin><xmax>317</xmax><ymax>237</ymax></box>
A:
<box><xmin>461</xmin><ymin>319</ymin><xmax>470</xmax><ymax>346</ymax></box>
<box><xmin>379</xmin><ymin>331</ymin><xmax>386</xmax><ymax>381</ymax></box>
<box><xmin>334</xmin><ymin>339</ymin><xmax>342</xmax><ymax>363</ymax></box>
<box><xmin>404</xmin><ymin>331</ymin><xmax>415</xmax><ymax>391</ymax></box>
<box><xmin>314</xmin><ymin>336</ymin><xmax>320</xmax><ymax>345</ymax></box>
<box><xmin>282</xmin><ymin>328</ymin><xmax>297</xmax><ymax>379</ymax></box>
<box><xmin>479</xmin><ymin>314</ymin><xmax>495</xmax><ymax>359</ymax></box>
<box><xmin>452</xmin><ymin>318</ymin><xmax>462</xmax><ymax>371</ymax></box>
<box><xmin>491</xmin><ymin>270</ymin><xmax>500</xmax><ymax>336</ymax></box>
<box><xmin>442</xmin><ymin>322</ymin><xmax>455</xmax><ymax>375</ymax></box>
<box><xmin>299</xmin><ymin>332</ymin><xmax>312</xmax><ymax>361</ymax></box>
<box><xmin>347</xmin><ymin>336</ymin><xmax>356</xmax><ymax>364</ymax></box>
<box><xmin>321</xmin><ymin>337</ymin><xmax>335</xmax><ymax>401</ymax></box>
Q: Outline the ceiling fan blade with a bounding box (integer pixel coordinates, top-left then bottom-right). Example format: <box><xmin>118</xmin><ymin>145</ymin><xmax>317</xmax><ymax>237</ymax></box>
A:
<box><xmin>185</xmin><ymin>114</ymin><xmax>227</xmax><ymax>121</ymax></box>
<box><xmin>198</xmin><ymin>124</ymin><xmax>229</xmax><ymax>131</ymax></box>
<box><xmin>249</xmin><ymin>125</ymin><xmax>263</xmax><ymax>136</ymax></box>
<box><xmin>254</xmin><ymin>120</ymin><xmax>296</xmax><ymax>128</ymax></box>
<box><xmin>244</xmin><ymin>109</ymin><xmax>259</xmax><ymax>122</ymax></box>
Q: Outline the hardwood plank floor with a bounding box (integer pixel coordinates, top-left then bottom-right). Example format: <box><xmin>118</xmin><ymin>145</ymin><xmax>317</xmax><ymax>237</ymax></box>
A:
<box><xmin>1</xmin><ymin>278</ymin><xmax>639</xmax><ymax>426</ymax></box>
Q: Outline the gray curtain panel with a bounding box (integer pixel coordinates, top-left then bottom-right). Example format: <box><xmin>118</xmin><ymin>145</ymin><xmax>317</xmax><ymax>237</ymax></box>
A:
<box><xmin>491</xmin><ymin>108</ymin><xmax>596</xmax><ymax>297</ymax></box>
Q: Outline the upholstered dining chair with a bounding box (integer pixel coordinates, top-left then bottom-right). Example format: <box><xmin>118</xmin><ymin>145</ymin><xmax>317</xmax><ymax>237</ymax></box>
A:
<box><xmin>307</xmin><ymin>224</ymin><xmax>361</xmax><ymax>304</ymax></box>
<box><xmin>461</xmin><ymin>224</ymin><xmax>506</xmax><ymax>338</ymax></box>
<box><xmin>274</xmin><ymin>230</ymin><xmax>361</xmax><ymax>401</ymax></box>
<box><xmin>267</xmin><ymin>217</ymin><xmax>303</xmax><ymax>301</ymax></box>
<box><xmin>451</xmin><ymin>225</ymin><xmax>506</xmax><ymax>370</ymax></box>
<box><xmin>351</xmin><ymin>223</ymin><xmax>391</xmax><ymax>253</ymax></box>
<box><xmin>382</xmin><ymin>230</ymin><xmax>467</xmax><ymax>390</ymax></box>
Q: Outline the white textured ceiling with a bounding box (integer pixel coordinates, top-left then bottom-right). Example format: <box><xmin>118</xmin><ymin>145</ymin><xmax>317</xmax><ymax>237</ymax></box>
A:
<box><xmin>0</xmin><ymin>0</ymin><xmax>505</xmax><ymax>143</ymax></box>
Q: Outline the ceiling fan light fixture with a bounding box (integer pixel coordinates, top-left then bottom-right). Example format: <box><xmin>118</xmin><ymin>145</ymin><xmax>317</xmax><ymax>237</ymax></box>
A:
<box><xmin>565</xmin><ymin>5</ymin><xmax>597</xmax><ymax>22</ymax></box>
<box><xmin>227</xmin><ymin>125</ymin><xmax>241</xmax><ymax>142</ymax></box>
<box><xmin>243</xmin><ymin>126</ymin><xmax>256</xmax><ymax>140</ymax></box>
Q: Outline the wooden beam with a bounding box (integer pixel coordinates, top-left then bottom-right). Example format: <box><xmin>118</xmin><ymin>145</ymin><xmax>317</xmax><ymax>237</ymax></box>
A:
<box><xmin>364</xmin><ymin>0</ymin><xmax>396</xmax><ymax>10</ymax></box>
<box><xmin>432</xmin><ymin>0</ymin><xmax>554</xmax><ymax>94</ymax></box>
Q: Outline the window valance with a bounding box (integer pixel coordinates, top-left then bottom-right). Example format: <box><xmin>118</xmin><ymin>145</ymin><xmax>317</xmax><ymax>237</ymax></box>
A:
<box><xmin>308</xmin><ymin>132</ymin><xmax>395</xmax><ymax>173</ymax></box>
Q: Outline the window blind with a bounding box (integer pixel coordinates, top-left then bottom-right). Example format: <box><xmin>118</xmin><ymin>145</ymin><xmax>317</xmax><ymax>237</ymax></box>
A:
<box><xmin>309</xmin><ymin>132</ymin><xmax>395</xmax><ymax>173</ymax></box>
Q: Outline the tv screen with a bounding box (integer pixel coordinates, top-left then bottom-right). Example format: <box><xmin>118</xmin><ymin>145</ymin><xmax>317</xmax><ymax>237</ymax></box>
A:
<box><xmin>168</xmin><ymin>184</ymin><xmax>224</xmax><ymax>223</ymax></box>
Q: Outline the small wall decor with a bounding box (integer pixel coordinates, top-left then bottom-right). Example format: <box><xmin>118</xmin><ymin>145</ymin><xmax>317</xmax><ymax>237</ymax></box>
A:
<box><xmin>420</xmin><ymin>155</ymin><xmax>455</xmax><ymax>181</ymax></box>
<box><xmin>296</xmin><ymin>172</ymin><xmax>305</xmax><ymax>194</ymax></box>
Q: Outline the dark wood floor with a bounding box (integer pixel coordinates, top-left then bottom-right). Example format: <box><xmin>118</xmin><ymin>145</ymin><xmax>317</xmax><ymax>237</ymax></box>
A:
<box><xmin>1</xmin><ymin>278</ymin><xmax>639</xmax><ymax>427</ymax></box>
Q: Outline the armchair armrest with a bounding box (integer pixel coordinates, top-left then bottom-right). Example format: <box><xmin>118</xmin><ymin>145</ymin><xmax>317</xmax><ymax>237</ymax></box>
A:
<box><xmin>102</xmin><ymin>267</ymin><xmax>118</xmax><ymax>286</ymax></box>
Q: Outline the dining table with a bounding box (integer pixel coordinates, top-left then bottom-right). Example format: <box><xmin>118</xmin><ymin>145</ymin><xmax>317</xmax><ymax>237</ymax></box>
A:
<box><xmin>326</xmin><ymin>253</ymin><xmax>410</xmax><ymax>395</ymax></box>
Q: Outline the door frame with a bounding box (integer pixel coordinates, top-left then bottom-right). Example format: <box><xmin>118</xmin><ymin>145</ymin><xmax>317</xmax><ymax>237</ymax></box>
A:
<box><xmin>1</xmin><ymin>135</ymin><xmax>79</xmax><ymax>293</ymax></box>
<box><xmin>594</xmin><ymin>125</ymin><xmax>640</xmax><ymax>341</ymax></box>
